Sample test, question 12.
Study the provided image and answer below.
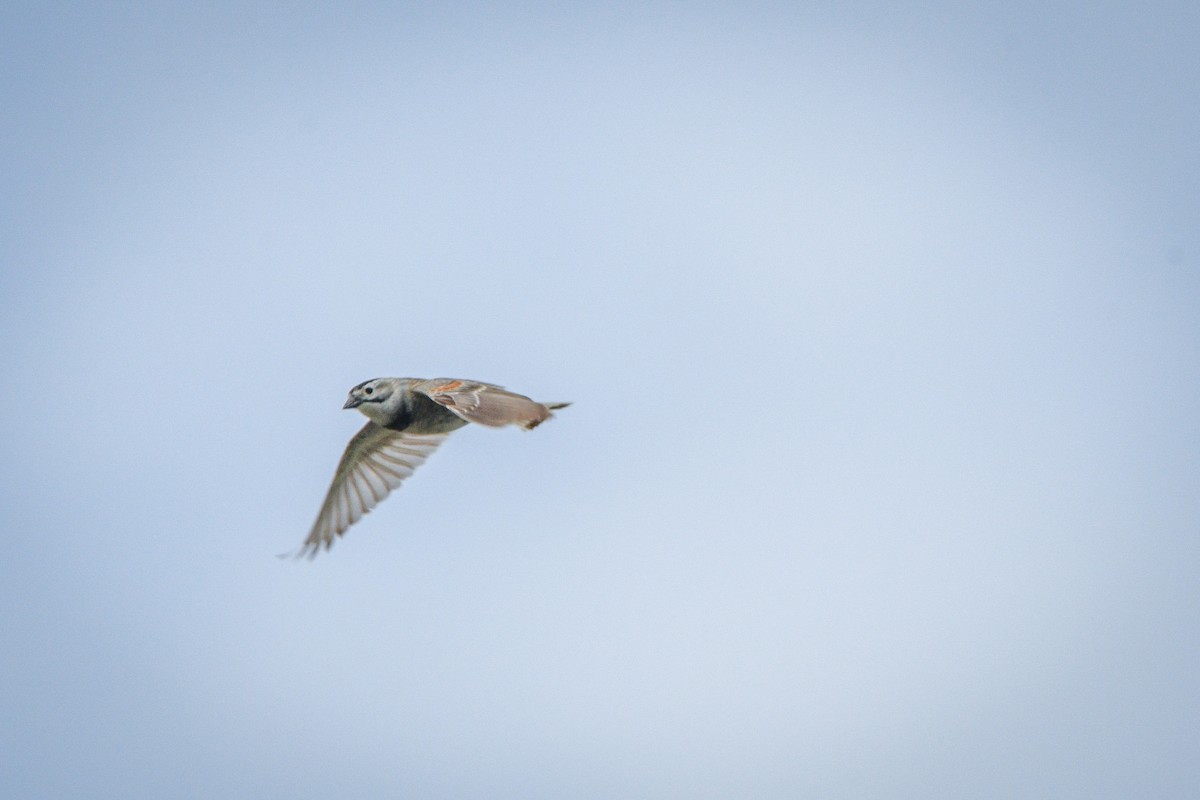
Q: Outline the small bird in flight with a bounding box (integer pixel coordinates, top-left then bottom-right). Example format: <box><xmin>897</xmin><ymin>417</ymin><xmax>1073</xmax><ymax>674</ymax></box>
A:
<box><xmin>291</xmin><ymin>377</ymin><xmax>569</xmax><ymax>558</ymax></box>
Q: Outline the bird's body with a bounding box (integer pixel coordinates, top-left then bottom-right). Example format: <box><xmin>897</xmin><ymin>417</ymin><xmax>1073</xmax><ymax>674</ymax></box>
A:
<box><xmin>293</xmin><ymin>377</ymin><xmax>568</xmax><ymax>558</ymax></box>
<box><xmin>355</xmin><ymin>380</ymin><xmax>470</xmax><ymax>434</ymax></box>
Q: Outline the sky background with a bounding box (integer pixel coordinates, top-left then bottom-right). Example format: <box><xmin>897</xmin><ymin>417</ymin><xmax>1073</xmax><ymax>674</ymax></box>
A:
<box><xmin>3</xmin><ymin>2</ymin><xmax>1199</xmax><ymax>798</ymax></box>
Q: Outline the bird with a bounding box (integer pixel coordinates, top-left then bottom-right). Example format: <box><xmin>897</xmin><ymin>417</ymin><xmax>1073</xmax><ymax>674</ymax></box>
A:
<box><xmin>290</xmin><ymin>377</ymin><xmax>569</xmax><ymax>558</ymax></box>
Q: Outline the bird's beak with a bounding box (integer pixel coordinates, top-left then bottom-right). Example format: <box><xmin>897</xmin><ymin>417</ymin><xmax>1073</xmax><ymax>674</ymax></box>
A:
<box><xmin>343</xmin><ymin>396</ymin><xmax>362</xmax><ymax>409</ymax></box>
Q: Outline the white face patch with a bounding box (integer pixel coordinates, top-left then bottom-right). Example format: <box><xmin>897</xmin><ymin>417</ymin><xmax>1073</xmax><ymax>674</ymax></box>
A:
<box><xmin>351</xmin><ymin>379</ymin><xmax>405</xmax><ymax>425</ymax></box>
<box><xmin>357</xmin><ymin>399</ymin><xmax>392</xmax><ymax>425</ymax></box>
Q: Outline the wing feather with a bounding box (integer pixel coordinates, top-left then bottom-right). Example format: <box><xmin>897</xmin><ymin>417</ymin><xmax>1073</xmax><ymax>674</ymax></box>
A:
<box><xmin>295</xmin><ymin>422</ymin><xmax>450</xmax><ymax>558</ymax></box>
<box><xmin>415</xmin><ymin>379</ymin><xmax>558</xmax><ymax>430</ymax></box>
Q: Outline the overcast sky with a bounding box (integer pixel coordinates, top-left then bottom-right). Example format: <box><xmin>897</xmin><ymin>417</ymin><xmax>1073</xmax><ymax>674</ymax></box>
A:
<box><xmin>3</xmin><ymin>3</ymin><xmax>1198</xmax><ymax>798</ymax></box>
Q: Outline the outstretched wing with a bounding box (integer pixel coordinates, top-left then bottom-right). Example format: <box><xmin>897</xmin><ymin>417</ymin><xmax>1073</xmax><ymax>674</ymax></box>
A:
<box><xmin>415</xmin><ymin>379</ymin><xmax>558</xmax><ymax>430</ymax></box>
<box><xmin>296</xmin><ymin>421</ymin><xmax>450</xmax><ymax>558</ymax></box>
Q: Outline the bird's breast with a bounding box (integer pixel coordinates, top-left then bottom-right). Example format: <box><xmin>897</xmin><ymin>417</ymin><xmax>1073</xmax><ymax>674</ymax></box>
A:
<box><xmin>385</xmin><ymin>392</ymin><xmax>469</xmax><ymax>434</ymax></box>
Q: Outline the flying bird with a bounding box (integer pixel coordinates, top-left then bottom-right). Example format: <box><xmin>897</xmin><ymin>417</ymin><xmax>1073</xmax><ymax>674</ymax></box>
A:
<box><xmin>292</xmin><ymin>377</ymin><xmax>569</xmax><ymax>558</ymax></box>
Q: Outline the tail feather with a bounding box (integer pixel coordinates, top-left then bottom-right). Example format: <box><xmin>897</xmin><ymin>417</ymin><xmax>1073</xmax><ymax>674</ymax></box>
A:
<box><xmin>522</xmin><ymin>401</ymin><xmax>571</xmax><ymax>430</ymax></box>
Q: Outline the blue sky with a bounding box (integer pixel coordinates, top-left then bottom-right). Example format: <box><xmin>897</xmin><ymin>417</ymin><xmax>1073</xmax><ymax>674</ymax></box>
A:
<box><xmin>3</xmin><ymin>3</ymin><xmax>1198</xmax><ymax>798</ymax></box>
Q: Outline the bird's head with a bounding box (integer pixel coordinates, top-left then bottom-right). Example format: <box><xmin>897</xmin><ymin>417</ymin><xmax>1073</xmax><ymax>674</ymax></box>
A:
<box><xmin>344</xmin><ymin>378</ymin><xmax>403</xmax><ymax>423</ymax></box>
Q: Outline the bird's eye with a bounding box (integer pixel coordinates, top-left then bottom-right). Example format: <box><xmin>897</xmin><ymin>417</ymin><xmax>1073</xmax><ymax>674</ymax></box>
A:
<box><xmin>364</xmin><ymin>387</ymin><xmax>374</xmax><ymax>395</ymax></box>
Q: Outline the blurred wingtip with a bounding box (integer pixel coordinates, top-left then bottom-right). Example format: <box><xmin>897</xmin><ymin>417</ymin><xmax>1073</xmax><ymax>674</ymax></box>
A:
<box><xmin>277</xmin><ymin>544</ymin><xmax>319</xmax><ymax>561</ymax></box>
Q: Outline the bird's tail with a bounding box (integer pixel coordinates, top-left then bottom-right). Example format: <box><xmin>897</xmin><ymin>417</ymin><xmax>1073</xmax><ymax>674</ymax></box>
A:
<box><xmin>522</xmin><ymin>401</ymin><xmax>571</xmax><ymax>430</ymax></box>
